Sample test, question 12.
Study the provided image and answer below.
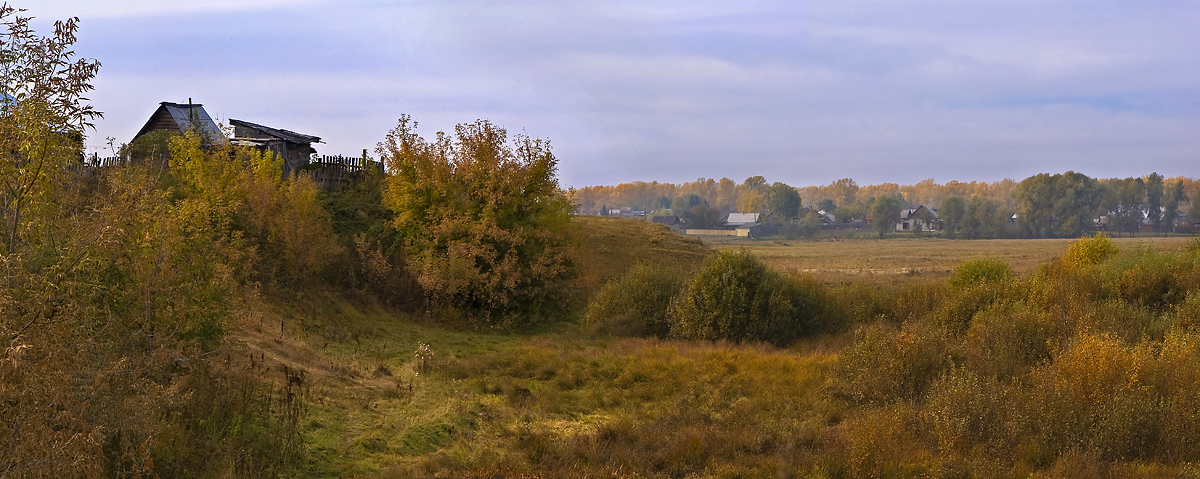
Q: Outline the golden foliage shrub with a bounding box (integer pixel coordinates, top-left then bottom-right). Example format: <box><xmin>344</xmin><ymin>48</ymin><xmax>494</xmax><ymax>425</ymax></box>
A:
<box><xmin>963</xmin><ymin>302</ymin><xmax>1059</xmax><ymax>380</ymax></box>
<box><xmin>948</xmin><ymin>257</ymin><xmax>1014</xmax><ymax>292</ymax></box>
<box><xmin>1059</xmin><ymin>233</ymin><xmax>1118</xmax><ymax>270</ymax></box>
<box><xmin>831</xmin><ymin>321</ymin><xmax>953</xmax><ymax>404</ymax></box>
<box><xmin>380</xmin><ymin>116</ymin><xmax>574</xmax><ymax>323</ymax></box>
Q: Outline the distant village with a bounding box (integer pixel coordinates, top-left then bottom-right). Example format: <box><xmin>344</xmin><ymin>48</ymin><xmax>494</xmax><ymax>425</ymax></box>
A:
<box><xmin>600</xmin><ymin>203</ymin><xmax>1195</xmax><ymax>239</ymax></box>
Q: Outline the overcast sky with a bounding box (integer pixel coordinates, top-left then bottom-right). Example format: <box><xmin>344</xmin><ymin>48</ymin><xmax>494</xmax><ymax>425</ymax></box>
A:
<box><xmin>31</xmin><ymin>0</ymin><xmax>1200</xmax><ymax>188</ymax></box>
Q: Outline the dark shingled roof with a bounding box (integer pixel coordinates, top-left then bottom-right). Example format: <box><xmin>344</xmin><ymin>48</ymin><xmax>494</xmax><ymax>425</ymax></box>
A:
<box><xmin>229</xmin><ymin>118</ymin><xmax>321</xmax><ymax>145</ymax></box>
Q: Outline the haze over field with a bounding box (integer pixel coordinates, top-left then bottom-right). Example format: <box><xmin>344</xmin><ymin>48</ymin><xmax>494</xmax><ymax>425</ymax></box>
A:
<box><xmin>36</xmin><ymin>0</ymin><xmax>1200</xmax><ymax>187</ymax></box>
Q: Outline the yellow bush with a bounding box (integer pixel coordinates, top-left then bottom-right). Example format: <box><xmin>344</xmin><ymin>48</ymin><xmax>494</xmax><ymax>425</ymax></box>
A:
<box><xmin>1059</xmin><ymin>233</ymin><xmax>1118</xmax><ymax>270</ymax></box>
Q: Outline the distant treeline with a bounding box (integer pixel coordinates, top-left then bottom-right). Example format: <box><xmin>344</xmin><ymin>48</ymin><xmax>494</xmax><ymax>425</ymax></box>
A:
<box><xmin>573</xmin><ymin>173</ymin><xmax>1200</xmax><ymax>238</ymax></box>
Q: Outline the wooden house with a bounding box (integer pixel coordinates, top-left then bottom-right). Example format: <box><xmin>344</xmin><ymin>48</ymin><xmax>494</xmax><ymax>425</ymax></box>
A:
<box><xmin>229</xmin><ymin>119</ymin><xmax>322</xmax><ymax>177</ymax></box>
<box><xmin>897</xmin><ymin>205</ymin><xmax>942</xmax><ymax>232</ymax></box>
<box><xmin>132</xmin><ymin>101</ymin><xmax>226</xmax><ymax>144</ymax></box>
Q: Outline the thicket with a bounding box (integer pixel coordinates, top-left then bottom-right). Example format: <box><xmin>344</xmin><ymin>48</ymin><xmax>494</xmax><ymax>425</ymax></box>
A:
<box><xmin>585</xmin><ymin>250</ymin><xmax>832</xmax><ymax>346</ymax></box>
<box><xmin>825</xmin><ymin>234</ymin><xmax>1200</xmax><ymax>475</ymax></box>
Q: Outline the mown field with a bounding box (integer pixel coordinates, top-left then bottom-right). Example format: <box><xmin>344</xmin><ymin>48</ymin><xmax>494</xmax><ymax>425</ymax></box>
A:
<box><xmin>705</xmin><ymin>235</ymin><xmax>1194</xmax><ymax>281</ymax></box>
<box><xmin>221</xmin><ymin>218</ymin><xmax>1200</xmax><ymax>478</ymax></box>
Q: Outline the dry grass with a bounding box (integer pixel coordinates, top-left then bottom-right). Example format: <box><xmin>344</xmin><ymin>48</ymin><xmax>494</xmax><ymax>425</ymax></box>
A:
<box><xmin>706</xmin><ymin>236</ymin><xmax>1194</xmax><ymax>282</ymax></box>
<box><xmin>223</xmin><ymin>222</ymin><xmax>1200</xmax><ymax>478</ymax></box>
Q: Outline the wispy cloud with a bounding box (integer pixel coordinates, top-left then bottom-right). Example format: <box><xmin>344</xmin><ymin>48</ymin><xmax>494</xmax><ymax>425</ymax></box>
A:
<box><xmin>33</xmin><ymin>0</ymin><xmax>1200</xmax><ymax>187</ymax></box>
<box><xmin>33</xmin><ymin>0</ymin><xmax>323</xmax><ymax>20</ymax></box>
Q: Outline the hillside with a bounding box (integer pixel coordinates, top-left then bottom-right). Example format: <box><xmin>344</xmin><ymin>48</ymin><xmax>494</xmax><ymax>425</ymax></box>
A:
<box><xmin>227</xmin><ymin>214</ymin><xmax>721</xmax><ymax>476</ymax></box>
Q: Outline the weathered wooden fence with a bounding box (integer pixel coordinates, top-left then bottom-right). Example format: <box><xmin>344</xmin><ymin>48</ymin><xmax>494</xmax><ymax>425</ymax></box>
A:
<box><xmin>67</xmin><ymin>151</ymin><xmax>384</xmax><ymax>190</ymax></box>
<box><xmin>306</xmin><ymin>152</ymin><xmax>384</xmax><ymax>190</ymax></box>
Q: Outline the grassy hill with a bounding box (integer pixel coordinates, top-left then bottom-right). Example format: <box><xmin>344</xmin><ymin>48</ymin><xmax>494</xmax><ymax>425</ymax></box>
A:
<box><xmin>218</xmin><ymin>218</ymin><xmax>1200</xmax><ymax>478</ymax></box>
<box><xmin>228</xmin><ymin>215</ymin><xmax>740</xmax><ymax>477</ymax></box>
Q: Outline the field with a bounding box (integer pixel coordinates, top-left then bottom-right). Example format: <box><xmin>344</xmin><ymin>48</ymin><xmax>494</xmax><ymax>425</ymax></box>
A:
<box><xmin>705</xmin><ymin>235</ymin><xmax>1194</xmax><ymax>281</ymax></box>
<box><xmin>227</xmin><ymin>219</ymin><xmax>1200</xmax><ymax>477</ymax></box>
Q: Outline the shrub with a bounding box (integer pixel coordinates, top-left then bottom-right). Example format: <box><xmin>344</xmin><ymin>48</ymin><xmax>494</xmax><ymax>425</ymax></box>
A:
<box><xmin>922</xmin><ymin>369</ymin><xmax>1008</xmax><ymax>455</ymax></box>
<box><xmin>1024</xmin><ymin>333</ymin><xmax>1164</xmax><ymax>462</ymax></box>
<box><xmin>948</xmin><ymin>257</ymin><xmax>1013</xmax><ymax>292</ymax></box>
<box><xmin>584</xmin><ymin>262</ymin><xmax>689</xmax><ymax>337</ymax></box>
<box><xmin>934</xmin><ymin>279</ymin><xmax>1021</xmax><ymax>332</ymax></box>
<box><xmin>668</xmin><ymin>250</ymin><xmax>818</xmax><ymax>346</ymax></box>
<box><xmin>380</xmin><ymin>116</ymin><xmax>574</xmax><ymax>324</ymax></box>
<box><xmin>888</xmin><ymin>281</ymin><xmax>948</xmax><ymax>324</ymax></box>
<box><xmin>831</xmin><ymin>321</ymin><xmax>953</xmax><ymax>404</ymax></box>
<box><xmin>1059</xmin><ymin>233</ymin><xmax>1118</xmax><ymax>270</ymax></box>
<box><xmin>963</xmin><ymin>302</ymin><xmax>1059</xmax><ymax>380</ymax></box>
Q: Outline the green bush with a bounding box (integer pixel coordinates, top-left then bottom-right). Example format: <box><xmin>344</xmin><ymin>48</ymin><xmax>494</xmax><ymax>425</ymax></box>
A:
<box><xmin>584</xmin><ymin>262</ymin><xmax>689</xmax><ymax>337</ymax></box>
<box><xmin>668</xmin><ymin>250</ymin><xmax>818</xmax><ymax>346</ymax></box>
<box><xmin>948</xmin><ymin>257</ymin><xmax>1013</xmax><ymax>292</ymax></box>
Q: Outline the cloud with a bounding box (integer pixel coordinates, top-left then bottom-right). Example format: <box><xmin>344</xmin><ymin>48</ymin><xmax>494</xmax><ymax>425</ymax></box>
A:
<box><xmin>29</xmin><ymin>0</ymin><xmax>323</xmax><ymax>20</ymax></box>
<box><xmin>53</xmin><ymin>0</ymin><xmax>1200</xmax><ymax>187</ymax></box>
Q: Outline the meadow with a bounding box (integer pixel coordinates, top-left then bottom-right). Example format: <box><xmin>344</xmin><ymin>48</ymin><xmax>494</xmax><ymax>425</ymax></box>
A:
<box><xmin>706</xmin><ymin>235</ymin><xmax>1194</xmax><ymax>282</ymax></box>
<box><xmin>216</xmin><ymin>219</ymin><xmax>1200</xmax><ymax>478</ymax></box>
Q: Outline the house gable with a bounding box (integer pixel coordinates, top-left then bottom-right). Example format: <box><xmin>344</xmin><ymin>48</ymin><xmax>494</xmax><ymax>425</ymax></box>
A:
<box><xmin>133</xmin><ymin>101</ymin><xmax>225</xmax><ymax>144</ymax></box>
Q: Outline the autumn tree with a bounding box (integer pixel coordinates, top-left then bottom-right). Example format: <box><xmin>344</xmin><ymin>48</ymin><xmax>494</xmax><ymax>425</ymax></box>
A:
<box><xmin>737</xmin><ymin>189</ymin><xmax>764</xmax><ymax>214</ymax></box>
<box><xmin>0</xmin><ymin>7</ymin><xmax>101</xmax><ymax>254</ymax></box>
<box><xmin>939</xmin><ymin>196</ymin><xmax>966</xmax><ymax>238</ymax></box>
<box><xmin>871</xmin><ymin>196</ymin><xmax>901</xmax><ymax>238</ymax></box>
<box><xmin>767</xmin><ymin>182</ymin><xmax>802</xmax><ymax>221</ymax></box>
<box><xmin>380</xmin><ymin>115</ymin><xmax>574</xmax><ymax>323</ymax></box>
<box><xmin>1014</xmin><ymin>171</ymin><xmax>1103</xmax><ymax>238</ymax></box>
<box><xmin>1103</xmin><ymin>177</ymin><xmax>1146</xmax><ymax>237</ymax></box>
<box><xmin>1145</xmin><ymin>173</ymin><xmax>1164</xmax><ymax>235</ymax></box>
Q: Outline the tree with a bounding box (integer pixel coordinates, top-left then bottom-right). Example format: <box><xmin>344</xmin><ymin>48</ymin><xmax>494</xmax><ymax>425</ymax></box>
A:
<box><xmin>380</xmin><ymin>115</ymin><xmax>574</xmax><ymax>322</ymax></box>
<box><xmin>939</xmin><ymin>196</ymin><xmax>966</xmax><ymax>238</ymax></box>
<box><xmin>741</xmin><ymin>175</ymin><xmax>768</xmax><ymax>193</ymax></box>
<box><xmin>767</xmin><ymin>182</ymin><xmax>802</xmax><ymax>221</ymax></box>
<box><xmin>654</xmin><ymin>195</ymin><xmax>672</xmax><ymax>210</ymax></box>
<box><xmin>0</xmin><ymin>7</ymin><xmax>101</xmax><ymax>254</ymax></box>
<box><xmin>1103</xmin><ymin>177</ymin><xmax>1146</xmax><ymax>237</ymax></box>
<box><xmin>737</xmin><ymin>189</ymin><xmax>764</xmax><ymax>214</ymax></box>
<box><xmin>817</xmin><ymin>198</ymin><xmax>836</xmax><ymax>213</ymax></box>
<box><xmin>827</xmin><ymin>178</ymin><xmax>859</xmax><ymax>208</ymax></box>
<box><xmin>684</xmin><ymin>203</ymin><xmax>722</xmax><ymax>229</ymax></box>
<box><xmin>672</xmin><ymin>193</ymin><xmax>704</xmax><ymax>215</ymax></box>
<box><xmin>1164</xmin><ymin>179</ymin><xmax>1188</xmax><ymax>234</ymax></box>
<box><xmin>1145</xmin><ymin>173</ymin><xmax>1164</xmax><ymax>235</ymax></box>
<box><xmin>871</xmin><ymin>196</ymin><xmax>901</xmax><ymax>238</ymax></box>
<box><xmin>837</xmin><ymin>204</ymin><xmax>864</xmax><ymax>223</ymax></box>
<box><xmin>1014</xmin><ymin>171</ymin><xmax>1102</xmax><ymax>238</ymax></box>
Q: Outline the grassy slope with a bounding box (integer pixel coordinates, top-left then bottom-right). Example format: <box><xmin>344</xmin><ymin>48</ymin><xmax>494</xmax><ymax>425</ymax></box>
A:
<box><xmin>228</xmin><ymin>216</ymin><xmax>744</xmax><ymax>477</ymax></box>
<box><xmin>229</xmin><ymin>217</ymin><xmax>1194</xmax><ymax>477</ymax></box>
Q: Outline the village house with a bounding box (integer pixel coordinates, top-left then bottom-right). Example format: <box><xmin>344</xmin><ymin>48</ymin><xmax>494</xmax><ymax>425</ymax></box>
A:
<box><xmin>132</xmin><ymin>101</ymin><xmax>226</xmax><ymax>144</ymax></box>
<box><xmin>229</xmin><ymin>118</ymin><xmax>322</xmax><ymax>177</ymax></box>
<box><xmin>897</xmin><ymin>205</ymin><xmax>942</xmax><ymax>232</ymax></box>
<box><xmin>131</xmin><ymin>101</ymin><xmax>325</xmax><ymax>178</ymax></box>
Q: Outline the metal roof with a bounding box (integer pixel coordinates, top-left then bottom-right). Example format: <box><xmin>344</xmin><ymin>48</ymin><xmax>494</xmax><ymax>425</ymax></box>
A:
<box><xmin>134</xmin><ymin>101</ymin><xmax>227</xmax><ymax>143</ymax></box>
<box><xmin>230</xmin><ymin>118</ymin><xmax>321</xmax><ymax>145</ymax></box>
<box><xmin>726</xmin><ymin>213</ymin><xmax>760</xmax><ymax>225</ymax></box>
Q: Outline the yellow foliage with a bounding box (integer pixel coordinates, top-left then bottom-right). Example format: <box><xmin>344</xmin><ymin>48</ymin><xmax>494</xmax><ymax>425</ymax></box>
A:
<box><xmin>1060</xmin><ymin>233</ymin><xmax>1118</xmax><ymax>270</ymax></box>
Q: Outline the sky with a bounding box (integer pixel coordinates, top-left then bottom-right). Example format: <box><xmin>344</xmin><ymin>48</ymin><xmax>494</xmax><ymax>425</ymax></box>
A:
<box><xmin>29</xmin><ymin>0</ymin><xmax>1200</xmax><ymax>188</ymax></box>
